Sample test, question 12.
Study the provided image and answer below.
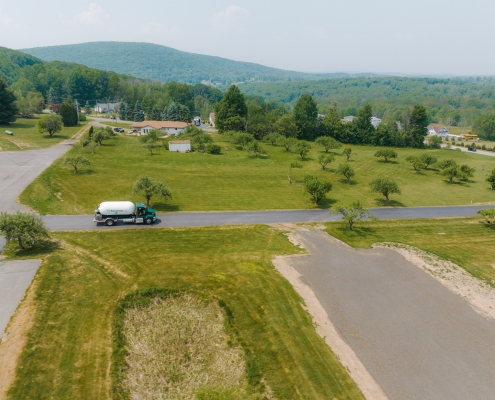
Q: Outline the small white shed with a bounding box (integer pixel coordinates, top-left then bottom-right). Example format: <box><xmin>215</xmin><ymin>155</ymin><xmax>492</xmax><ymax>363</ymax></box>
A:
<box><xmin>169</xmin><ymin>140</ymin><xmax>191</xmax><ymax>153</ymax></box>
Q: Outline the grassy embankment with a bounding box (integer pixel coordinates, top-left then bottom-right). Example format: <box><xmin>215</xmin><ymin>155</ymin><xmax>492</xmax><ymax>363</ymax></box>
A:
<box><xmin>325</xmin><ymin>217</ymin><xmax>495</xmax><ymax>286</ymax></box>
<box><xmin>5</xmin><ymin>226</ymin><xmax>363</xmax><ymax>400</ymax></box>
<box><xmin>0</xmin><ymin>116</ymin><xmax>86</xmax><ymax>151</ymax></box>
<box><xmin>20</xmin><ymin>132</ymin><xmax>495</xmax><ymax>215</ymax></box>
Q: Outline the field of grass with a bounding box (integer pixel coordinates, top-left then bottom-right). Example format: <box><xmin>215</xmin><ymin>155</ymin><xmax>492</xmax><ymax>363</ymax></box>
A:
<box><xmin>324</xmin><ymin>217</ymin><xmax>495</xmax><ymax>286</ymax></box>
<box><xmin>97</xmin><ymin>121</ymin><xmax>132</xmax><ymax>129</ymax></box>
<box><xmin>0</xmin><ymin>116</ymin><xmax>86</xmax><ymax>152</ymax></box>
<box><xmin>5</xmin><ymin>226</ymin><xmax>363</xmax><ymax>399</ymax></box>
<box><xmin>20</xmin><ymin>133</ymin><xmax>495</xmax><ymax>215</ymax></box>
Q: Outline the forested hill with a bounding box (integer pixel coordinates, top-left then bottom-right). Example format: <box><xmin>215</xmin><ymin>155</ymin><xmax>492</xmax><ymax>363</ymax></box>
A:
<box><xmin>0</xmin><ymin>47</ymin><xmax>44</xmax><ymax>84</ymax></box>
<box><xmin>241</xmin><ymin>76</ymin><xmax>495</xmax><ymax>121</ymax></box>
<box><xmin>21</xmin><ymin>41</ymin><xmax>374</xmax><ymax>85</ymax></box>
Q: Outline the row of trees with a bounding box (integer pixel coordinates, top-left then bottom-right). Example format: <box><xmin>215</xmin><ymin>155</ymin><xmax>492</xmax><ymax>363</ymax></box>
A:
<box><xmin>214</xmin><ymin>85</ymin><xmax>430</xmax><ymax>148</ymax></box>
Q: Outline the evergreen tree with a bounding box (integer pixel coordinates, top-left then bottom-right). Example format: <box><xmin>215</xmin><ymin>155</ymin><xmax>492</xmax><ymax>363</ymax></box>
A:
<box><xmin>118</xmin><ymin>102</ymin><xmax>129</xmax><ymax>120</ymax></box>
<box><xmin>321</xmin><ymin>103</ymin><xmax>343</xmax><ymax>140</ymax></box>
<box><xmin>59</xmin><ymin>101</ymin><xmax>78</xmax><ymax>126</ymax></box>
<box><xmin>294</xmin><ymin>94</ymin><xmax>318</xmax><ymax>140</ymax></box>
<box><xmin>355</xmin><ymin>104</ymin><xmax>374</xmax><ymax>144</ymax></box>
<box><xmin>0</xmin><ymin>79</ymin><xmax>18</xmax><ymax>124</ymax></box>
<box><xmin>215</xmin><ymin>85</ymin><xmax>247</xmax><ymax>132</ymax></box>
<box><xmin>408</xmin><ymin>105</ymin><xmax>428</xmax><ymax>148</ymax></box>
<box><xmin>85</xmin><ymin>100</ymin><xmax>92</xmax><ymax>115</ymax></box>
<box><xmin>179</xmin><ymin>104</ymin><xmax>190</xmax><ymax>122</ymax></box>
<box><xmin>133</xmin><ymin>101</ymin><xmax>144</xmax><ymax>122</ymax></box>
<box><xmin>47</xmin><ymin>87</ymin><xmax>59</xmax><ymax>105</ymax></box>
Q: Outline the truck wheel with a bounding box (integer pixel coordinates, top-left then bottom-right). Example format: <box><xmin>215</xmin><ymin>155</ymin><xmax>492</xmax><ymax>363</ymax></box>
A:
<box><xmin>105</xmin><ymin>219</ymin><xmax>115</xmax><ymax>226</ymax></box>
<box><xmin>145</xmin><ymin>218</ymin><xmax>153</xmax><ymax>225</ymax></box>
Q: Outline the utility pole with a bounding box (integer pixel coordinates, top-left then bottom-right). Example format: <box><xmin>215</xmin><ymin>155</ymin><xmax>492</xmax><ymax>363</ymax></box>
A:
<box><xmin>75</xmin><ymin>99</ymin><xmax>80</xmax><ymax>124</ymax></box>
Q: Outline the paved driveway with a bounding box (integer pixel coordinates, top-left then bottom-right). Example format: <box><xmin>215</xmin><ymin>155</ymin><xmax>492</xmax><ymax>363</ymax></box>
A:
<box><xmin>0</xmin><ymin>260</ymin><xmax>41</xmax><ymax>337</ymax></box>
<box><xmin>288</xmin><ymin>230</ymin><xmax>495</xmax><ymax>400</ymax></box>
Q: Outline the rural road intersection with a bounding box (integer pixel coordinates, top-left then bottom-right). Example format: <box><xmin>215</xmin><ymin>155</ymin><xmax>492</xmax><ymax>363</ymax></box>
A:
<box><xmin>2</xmin><ymin>135</ymin><xmax>495</xmax><ymax>398</ymax></box>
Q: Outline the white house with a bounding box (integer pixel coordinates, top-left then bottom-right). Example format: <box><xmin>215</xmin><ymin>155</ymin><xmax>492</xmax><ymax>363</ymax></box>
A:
<box><xmin>95</xmin><ymin>103</ymin><xmax>118</xmax><ymax>113</ymax></box>
<box><xmin>427</xmin><ymin>125</ymin><xmax>450</xmax><ymax>138</ymax></box>
<box><xmin>169</xmin><ymin>140</ymin><xmax>191</xmax><ymax>152</ymax></box>
<box><xmin>342</xmin><ymin>115</ymin><xmax>357</xmax><ymax>123</ymax></box>
<box><xmin>131</xmin><ymin>121</ymin><xmax>189</xmax><ymax>136</ymax></box>
<box><xmin>371</xmin><ymin>117</ymin><xmax>381</xmax><ymax>128</ymax></box>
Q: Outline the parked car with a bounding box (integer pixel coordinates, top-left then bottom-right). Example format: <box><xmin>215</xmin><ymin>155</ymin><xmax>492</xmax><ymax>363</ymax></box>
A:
<box><xmin>113</xmin><ymin>127</ymin><xmax>125</xmax><ymax>133</ymax></box>
<box><xmin>128</xmin><ymin>129</ymin><xmax>138</xmax><ymax>134</ymax></box>
<box><xmin>467</xmin><ymin>146</ymin><xmax>476</xmax><ymax>152</ymax></box>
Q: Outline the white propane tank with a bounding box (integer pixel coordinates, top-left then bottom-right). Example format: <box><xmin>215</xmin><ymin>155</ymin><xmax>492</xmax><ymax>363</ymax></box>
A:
<box><xmin>97</xmin><ymin>201</ymin><xmax>135</xmax><ymax>216</ymax></box>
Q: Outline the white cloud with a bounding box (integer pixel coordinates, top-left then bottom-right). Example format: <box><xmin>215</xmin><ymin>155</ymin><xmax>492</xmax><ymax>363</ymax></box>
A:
<box><xmin>73</xmin><ymin>3</ymin><xmax>108</xmax><ymax>26</ymax></box>
<box><xmin>212</xmin><ymin>5</ymin><xmax>250</xmax><ymax>31</ymax></box>
<box><xmin>0</xmin><ymin>8</ymin><xmax>15</xmax><ymax>28</ymax></box>
<box><xmin>311</xmin><ymin>28</ymin><xmax>328</xmax><ymax>40</ymax></box>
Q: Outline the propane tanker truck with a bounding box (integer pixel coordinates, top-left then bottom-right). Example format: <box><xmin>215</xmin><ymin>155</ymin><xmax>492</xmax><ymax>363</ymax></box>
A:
<box><xmin>94</xmin><ymin>201</ymin><xmax>156</xmax><ymax>226</ymax></box>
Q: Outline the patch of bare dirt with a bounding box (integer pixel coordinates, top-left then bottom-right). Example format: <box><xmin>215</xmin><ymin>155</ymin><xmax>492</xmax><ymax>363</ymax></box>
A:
<box><xmin>273</xmin><ymin>229</ymin><xmax>388</xmax><ymax>400</ymax></box>
<box><xmin>375</xmin><ymin>243</ymin><xmax>495</xmax><ymax>320</ymax></box>
<box><xmin>0</xmin><ymin>274</ymin><xmax>38</xmax><ymax>399</ymax></box>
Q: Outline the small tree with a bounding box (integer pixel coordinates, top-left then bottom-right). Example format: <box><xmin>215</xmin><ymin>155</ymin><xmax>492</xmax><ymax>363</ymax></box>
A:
<box><xmin>317</xmin><ymin>153</ymin><xmax>334</xmax><ymax>170</ymax></box>
<box><xmin>133</xmin><ymin>175</ymin><xmax>172</xmax><ymax>206</ymax></box>
<box><xmin>296</xmin><ymin>140</ymin><xmax>311</xmax><ymax>160</ymax></box>
<box><xmin>315</xmin><ymin>136</ymin><xmax>341</xmax><ymax>153</ymax></box>
<box><xmin>277</xmin><ymin>136</ymin><xmax>297</xmax><ymax>152</ymax></box>
<box><xmin>247</xmin><ymin>140</ymin><xmax>265</xmax><ymax>157</ymax></box>
<box><xmin>336</xmin><ymin>163</ymin><xmax>355</xmax><ymax>183</ymax></box>
<box><xmin>405</xmin><ymin>155</ymin><xmax>423</xmax><ymax>172</ymax></box>
<box><xmin>369</xmin><ymin>177</ymin><xmax>401</xmax><ymax>205</ymax></box>
<box><xmin>0</xmin><ymin>211</ymin><xmax>50</xmax><ymax>249</ymax></box>
<box><xmin>303</xmin><ymin>174</ymin><xmax>332</xmax><ymax>205</ymax></box>
<box><xmin>486</xmin><ymin>168</ymin><xmax>495</xmax><ymax>190</ymax></box>
<box><xmin>419</xmin><ymin>154</ymin><xmax>437</xmax><ymax>169</ymax></box>
<box><xmin>60</xmin><ymin>102</ymin><xmax>78</xmax><ymax>126</ymax></box>
<box><xmin>86</xmin><ymin>140</ymin><xmax>98</xmax><ymax>154</ymax></box>
<box><xmin>343</xmin><ymin>147</ymin><xmax>353</xmax><ymax>161</ymax></box>
<box><xmin>232</xmin><ymin>132</ymin><xmax>254</xmax><ymax>149</ymax></box>
<box><xmin>459</xmin><ymin>164</ymin><xmax>475</xmax><ymax>182</ymax></box>
<box><xmin>140</xmin><ymin>129</ymin><xmax>160</xmax><ymax>155</ymax></box>
<box><xmin>374</xmin><ymin>148</ymin><xmax>398</xmax><ymax>162</ymax></box>
<box><xmin>332</xmin><ymin>201</ymin><xmax>377</xmax><ymax>231</ymax></box>
<box><xmin>92</xmin><ymin>128</ymin><xmax>112</xmax><ymax>145</ymax></box>
<box><xmin>264</xmin><ymin>132</ymin><xmax>281</xmax><ymax>145</ymax></box>
<box><xmin>63</xmin><ymin>154</ymin><xmax>90</xmax><ymax>173</ymax></box>
<box><xmin>477</xmin><ymin>208</ymin><xmax>495</xmax><ymax>223</ymax></box>
<box><xmin>206</xmin><ymin>144</ymin><xmax>222</xmax><ymax>154</ymax></box>
<box><xmin>287</xmin><ymin>161</ymin><xmax>302</xmax><ymax>184</ymax></box>
<box><xmin>192</xmin><ymin>132</ymin><xmax>213</xmax><ymax>151</ymax></box>
<box><xmin>428</xmin><ymin>136</ymin><xmax>442</xmax><ymax>149</ymax></box>
<box><xmin>441</xmin><ymin>166</ymin><xmax>459</xmax><ymax>184</ymax></box>
<box><xmin>37</xmin><ymin>114</ymin><xmax>63</xmax><ymax>137</ymax></box>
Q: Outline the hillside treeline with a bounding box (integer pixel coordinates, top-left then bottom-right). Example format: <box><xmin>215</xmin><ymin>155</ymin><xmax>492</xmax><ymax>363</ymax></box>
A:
<box><xmin>241</xmin><ymin>76</ymin><xmax>495</xmax><ymax>126</ymax></box>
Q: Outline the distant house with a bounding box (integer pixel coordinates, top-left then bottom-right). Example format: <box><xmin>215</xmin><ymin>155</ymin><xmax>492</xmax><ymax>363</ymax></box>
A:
<box><xmin>342</xmin><ymin>116</ymin><xmax>357</xmax><ymax>123</ymax></box>
<box><xmin>371</xmin><ymin>117</ymin><xmax>381</xmax><ymax>128</ymax></box>
<box><xmin>209</xmin><ymin>113</ymin><xmax>216</xmax><ymax>127</ymax></box>
<box><xmin>169</xmin><ymin>140</ymin><xmax>191</xmax><ymax>152</ymax></box>
<box><xmin>427</xmin><ymin>125</ymin><xmax>450</xmax><ymax>138</ymax></box>
<box><xmin>95</xmin><ymin>103</ymin><xmax>118</xmax><ymax>113</ymax></box>
<box><xmin>131</xmin><ymin>121</ymin><xmax>189</xmax><ymax>136</ymax></box>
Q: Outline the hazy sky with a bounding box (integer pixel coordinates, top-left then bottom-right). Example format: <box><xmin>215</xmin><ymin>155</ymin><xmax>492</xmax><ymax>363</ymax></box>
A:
<box><xmin>2</xmin><ymin>0</ymin><xmax>494</xmax><ymax>75</ymax></box>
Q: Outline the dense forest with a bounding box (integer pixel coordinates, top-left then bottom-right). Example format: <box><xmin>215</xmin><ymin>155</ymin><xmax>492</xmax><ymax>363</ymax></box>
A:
<box><xmin>0</xmin><ymin>47</ymin><xmax>224</xmax><ymax>120</ymax></box>
<box><xmin>22</xmin><ymin>42</ymin><xmax>375</xmax><ymax>85</ymax></box>
<box><xmin>241</xmin><ymin>77</ymin><xmax>495</xmax><ymax>125</ymax></box>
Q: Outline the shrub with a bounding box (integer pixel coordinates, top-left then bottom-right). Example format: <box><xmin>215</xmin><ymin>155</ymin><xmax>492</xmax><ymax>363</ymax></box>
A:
<box><xmin>482</xmin><ymin>144</ymin><xmax>486</xmax><ymax>150</ymax></box>
<box><xmin>476</xmin><ymin>145</ymin><xmax>482</xmax><ymax>149</ymax></box>
<box><xmin>460</xmin><ymin>142</ymin><xmax>464</xmax><ymax>147</ymax></box>
<box><xmin>206</xmin><ymin>144</ymin><xmax>222</xmax><ymax>154</ymax></box>
<box><xmin>487</xmin><ymin>147</ymin><xmax>493</xmax><ymax>152</ymax></box>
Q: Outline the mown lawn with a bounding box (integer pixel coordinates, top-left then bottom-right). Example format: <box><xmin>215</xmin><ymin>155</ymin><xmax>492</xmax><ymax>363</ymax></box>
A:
<box><xmin>20</xmin><ymin>133</ymin><xmax>495</xmax><ymax>215</ymax></box>
<box><xmin>0</xmin><ymin>116</ymin><xmax>86</xmax><ymax>151</ymax></box>
<box><xmin>5</xmin><ymin>226</ymin><xmax>363</xmax><ymax>400</ymax></box>
<box><xmin>325</xmin><ymin>217</ymin><xmax>495</xmax><ymax>286</ymax></box>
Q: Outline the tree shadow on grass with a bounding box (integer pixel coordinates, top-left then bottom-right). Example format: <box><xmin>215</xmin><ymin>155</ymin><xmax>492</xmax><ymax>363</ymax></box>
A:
<box><xmin>42</xmin><ymin>134</ymin><xmax>70</xmax><ymax>140</ymax></box>
<box><xmin>5</xmin><ymin>239</ymin><xmax>61</xmax><ymax>258</ymax></box>
<box><xmin>74</xmin><ymin>169</ymin><xmax>96</xmax><ymax>175</ymax></box>
<box><xmin>338</xmin><ymin>178</ymin><xmax>358</xmax><ymax>185</ymax></box>
<box><xmin>373</xmin><ymin>198</ymin><xmax>406</xmax><ymax>207</ymax></box>
<box><xmin>376</xmin><ymin>160</ymin><xmax>400</xmax><ymax>165</ymax></box>
<box><xmin>315</xmin><ymin>197</ymin><xmax>337</xmax><ymax>209</ymax></box>
<box><xmin>151</xmin><ymin>202</ymin><xmax>180</xmax><ymax>212</ymax></box>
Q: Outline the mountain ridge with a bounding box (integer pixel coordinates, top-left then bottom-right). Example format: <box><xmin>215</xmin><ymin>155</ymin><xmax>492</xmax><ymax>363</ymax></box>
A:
<box><xmin>22</xmin><ymin>41</ymin><xmax>378</xmax><ymax>85</ymax></box>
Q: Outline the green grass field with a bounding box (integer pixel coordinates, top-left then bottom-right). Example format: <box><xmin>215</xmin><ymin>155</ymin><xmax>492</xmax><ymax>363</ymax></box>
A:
<box><xmin>20</xmin><ymin>133</ymin><xmax>495</xmax><ymax>215</ymax></box>
<box><xmin>325</xmin><ymin>217</ymin><xmax>495</xmax><ymax>286</ymax></box>
<box><xmin>0</xmin><ymin>116</ymin><xmax>86</xmax><ymax>152</ymax></box>
<box><xmin>5</xmin><ymin>226</ymin><xmax>363</xmax><ymax>400</ymax></box>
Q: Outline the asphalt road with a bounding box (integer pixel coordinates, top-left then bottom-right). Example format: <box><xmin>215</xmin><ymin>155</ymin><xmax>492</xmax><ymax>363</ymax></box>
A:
<box><xmin>441</xmin><ymin>143</ymin><xmax>495</xmax><ymax>157</ymax></box>
<box><xmin>0</xmin><ymin>259</ymin><xmax>41</xmax><ymax>337</ymax></box>
<box><xmin>290</xmin><ymin>230</ymin><xmax>495</xmax><ymax>400</ymax></box>
<box><xmin>41</xmin><ymin>205</ymin><xmax>492</xmax><ymax>231</ymax></box>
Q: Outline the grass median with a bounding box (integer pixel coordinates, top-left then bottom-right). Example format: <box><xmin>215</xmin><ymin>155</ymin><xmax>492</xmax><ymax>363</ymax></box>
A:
<box><xmin>5</xmin><ymin>225</ymin><xmax>363</xmax><ymax>400</ymax></box>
